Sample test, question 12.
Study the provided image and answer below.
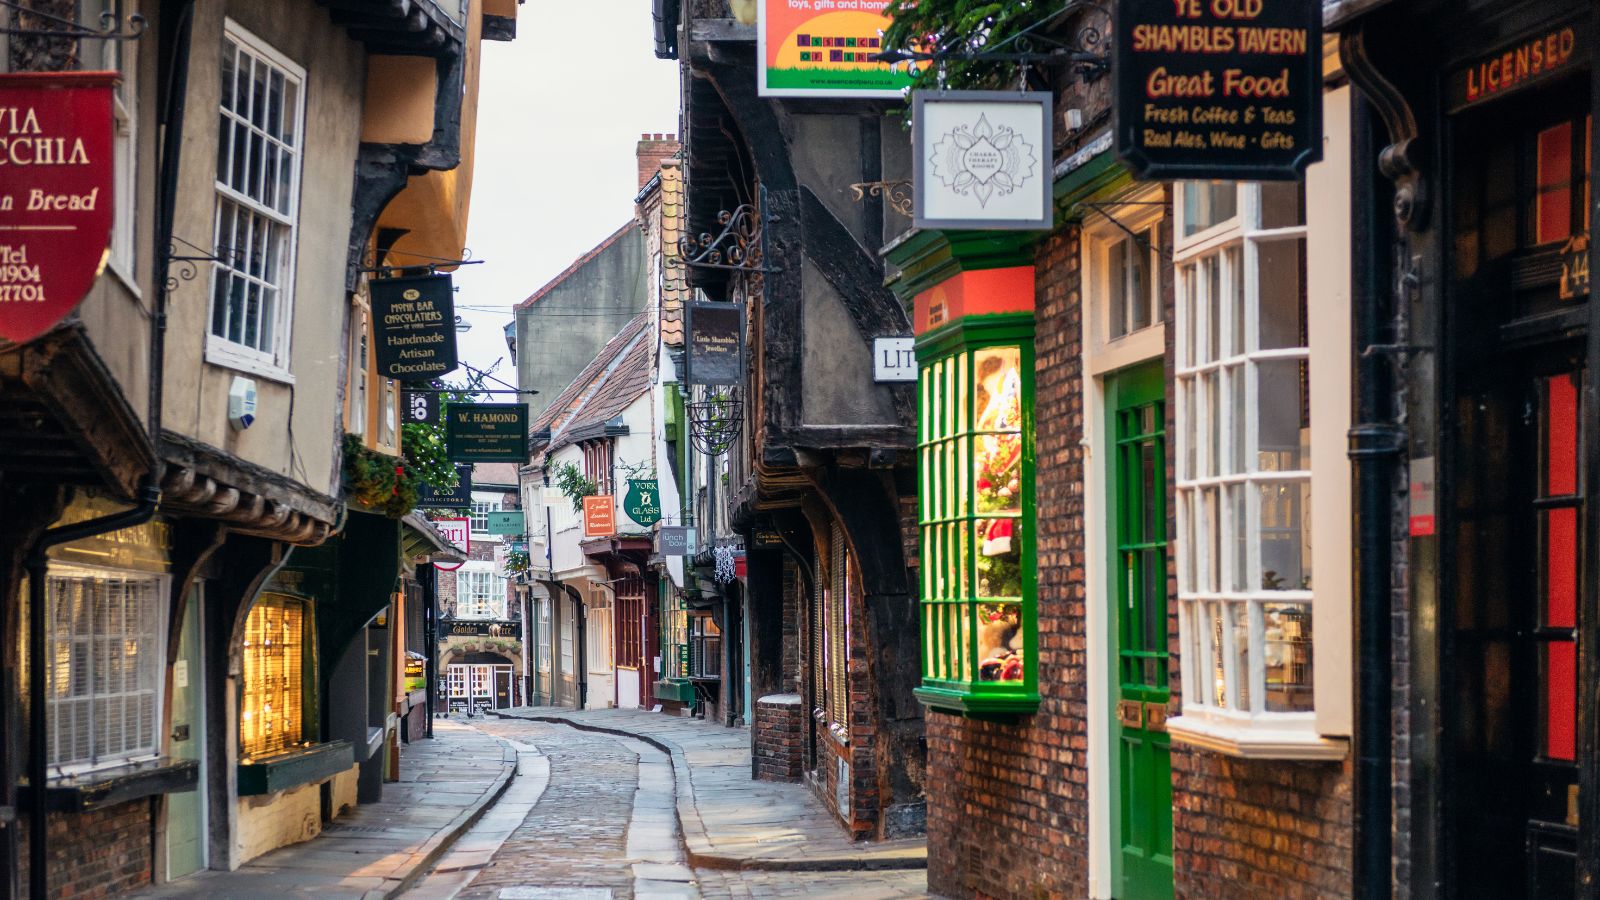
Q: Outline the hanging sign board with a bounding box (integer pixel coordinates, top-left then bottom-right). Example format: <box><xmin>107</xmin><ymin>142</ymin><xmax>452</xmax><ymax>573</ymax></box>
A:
<box><xmin>913</xmin><ymin>91</ymin><xmax>1054</xmax><ymax>231</ymax></box>
<box><xmin>658</xmin><ymin>525</ymin><xmax>695</xmax><ymax>557</ymax></box>
<box><xmin>624</xmin><ymin>479</ymin><xmax>662</xmax><ymax>527</ymax></box>
<box><xmin>486</xmin><ymin>510</ymin><xmax>525</xmax><ymax>536</ymax></box>
<box><xmin>686</xmin><ymin>301</ymin><xmax>745</xmax><ymax>386</ymax></box>
<box><xmin>873</xmin><ymin>336</ymin><xmax>916</xmax><ymax>382</ymax></box>
<box><xmin>1114</xmin><ymin>0</ymin><xmax>1323</xmax><ymax>181</ymax></box>
<box><xmin>0</xmin><ymin>71</ymin><xmax>117</xmax><ymax>345</ymax></box>
<box><xmin>402</xmin><ymin>389</ymin><xmax>441</xmax><ymax>425</ymax></box>
<box><xmin>583</xmin><ymin>495</ymin><xmax>617</xmax><ymax>537</ymax></box>
<box><xmin>444</xmin><ymin>620</ymin><xmax>521</xmax><ymax>639</ymax></box>
<box><xmin>433</xmin><ymin>517</ymin><xmax>470</xmax><ymax>571</ymax></box>
<box><xmin>420</xmin><ymin>465</ymin><xmax>472</xmax><ymax>508</ymax></box>
<box><xmin>757</xmin><ymin>0</ymin><xmax>912</xmax><ymax>98</ymax></box>
<box><xmin>370</xmin><ymin>274</ymin><xmax>459</xmax><ymax>380</ymax></box>
<box><xmin>446</xmin><ymin>403</ymin><xmax>528</xmax><ymax>462</ymax></box>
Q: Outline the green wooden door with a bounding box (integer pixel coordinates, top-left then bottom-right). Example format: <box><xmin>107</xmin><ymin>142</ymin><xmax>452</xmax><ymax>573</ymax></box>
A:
<box><xmin>166</xmin><ymin>585</ymin><xmax>206</xmax><ymax>879</ymax></box>
<box><xmin>1109</xmin><ymin>363</ymin><xmax>1173</xmax><ymax>899</ymax></box>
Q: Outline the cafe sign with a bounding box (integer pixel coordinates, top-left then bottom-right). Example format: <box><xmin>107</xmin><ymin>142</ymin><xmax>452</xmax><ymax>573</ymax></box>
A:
<box><xmin>0</xmin><ymin>72</ymin><xmax>117</xmax><ymax>345</ymax></box>
<box><xmin>370</xmin><ymin>274</ymin><xmax>459</xmax><ymax>380</ymax></box>
<box><xmin>446</xmin><ymin>403</ymin><xmax>528</xmax><ymax>462</ymax></box>
<box><xmin>1114</xmin><ymin>0</ymin><xmax>1323</xmax><ymax>181</ymax></box>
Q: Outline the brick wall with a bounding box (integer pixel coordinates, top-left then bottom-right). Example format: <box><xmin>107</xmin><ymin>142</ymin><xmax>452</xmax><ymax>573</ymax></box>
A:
<box><xmin>754</xmin><ymin>694</ymin><xmax>804</xmax><ymax>781</ymax></box>
<box><xmin>17</xmin><ymin>801</ymin><xmax>154</xmax><ymax>898</ymax></box>
<box><xmin>636</xmin><ymin>134</ymin><xmax>680</xmax><ymax>190</ymax></box>
<box><xmin>925</xmin><ymin>228</ymin><xmax>1093</xmax><ymax>900</ymax></box>
<box><xmin>781</xmin><ymin>559</ymin><xmax>799</xmax><ymax>693</ymax></box>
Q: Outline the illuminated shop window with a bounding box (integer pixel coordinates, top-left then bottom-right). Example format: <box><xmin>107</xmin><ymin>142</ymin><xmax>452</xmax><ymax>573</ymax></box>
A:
<box><xmin>915</xmin><ymin>314</ymin><xmax>1038</xmax><ymax>715</ymax></box>
<box><xmin>240</xmin><ymin>594</ymin><xmax>308</xmax><ymax>760</ymax></box>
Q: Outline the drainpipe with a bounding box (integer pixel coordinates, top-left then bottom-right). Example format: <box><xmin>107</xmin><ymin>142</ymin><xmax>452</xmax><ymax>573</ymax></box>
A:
<box><xmin>1348</xmin><ymin>94</ymin><xmax>1401</xmax><ymax>900</ymax></box>
<box><xmin>423</xmin><ymin>564</ymin><xmax>437</xmax><ymax>737</ymax></box>
<box><xmin>24</xmin><ymin>481</ymin><xmax>160</xmax><ymax>900</ymax></box>
<box><xmin>569</xmin><ymin>584</ymin><xmax>588</xmax><ymax>710</ymax></box>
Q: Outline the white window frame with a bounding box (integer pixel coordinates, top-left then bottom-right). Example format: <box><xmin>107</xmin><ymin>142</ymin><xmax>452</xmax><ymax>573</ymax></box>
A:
<box><xmin>1167</xmin><ymin>93</ymin><xmax>1353</xmax><ymax>760</ymax></box>
<box><xmin>456</xmin><ymin>565</ymin><xmax>507</xmax><ymax>619</ymax></box>
<box><xmin>347</xmin><ymin>294</ymin><xmax>369</xmax><ymax>437</ymax></box>
<box><xmin>469</xmin><ymin>495</ymin><xmax>502</xmax><ymax>536</ymax></box>
<box><xmin>205</xmin><ymin>20</ymin><xmax>305</xmax><ymax>380</ymax></box>
<box><xmin>83</xmin><ymin>0</ymin><xmax>139</xmax><ymax>291</ymax></box>
<box><xmin>44</xmin><ymin>563</ymin><xmax>170</xmax><ymax>774</ymax></box>
<box><xmin>1085</xmin><ymin>186</ymin><xmax>1167</xmax><ymax>376</ymax></box>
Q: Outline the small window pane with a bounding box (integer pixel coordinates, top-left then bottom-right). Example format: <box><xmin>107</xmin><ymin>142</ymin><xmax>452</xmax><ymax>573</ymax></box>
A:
<box><xmin>1259</xmin><ymin>182</ymin><xmax>1306</xmax><ymax>229</ymax></box>
<box><xmin>1109</xmin><ymin>238</ymin><xmax>1128</xmax><ymax>339</ymax></box>
<box><xmin>977</xmin><ymin>602</ymin><xmax>1024</xmax><ymax>682</ymax></box>
<box><xmin>1258</xmin><ymin>481</ymin><xmax>1310</xmax><ymax>591</ymax></box>
<box><xmin>1183</xmin><ymin>182</ymin><xmax>1237</xmax><ymax>236</ymax></box>
<box><xmin>974</xmin><ymin>519</ymin><xmax>1020</xmax><ymax>598</ymax></box>
<box><xmin>1262</xmin><ymin>603</ymin><xmax>1313</xmax><ymax>712</ymax></box>
<box><xmin>1258</xmin><ymin>239</ymin><xmax>1306</xmax><ymax>350</ymax></box>
<box><xmin>1257</xmin><ymin>358</ymin><xmax>1309</xmax><ymax>471</ymax></box>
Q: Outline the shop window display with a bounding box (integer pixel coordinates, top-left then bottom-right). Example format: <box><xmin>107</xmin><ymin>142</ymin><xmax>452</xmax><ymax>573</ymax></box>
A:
<box><xmin>915</xmin><ymin>314</ymin><xmax>1037</xmax><ymax>715</ymax></box>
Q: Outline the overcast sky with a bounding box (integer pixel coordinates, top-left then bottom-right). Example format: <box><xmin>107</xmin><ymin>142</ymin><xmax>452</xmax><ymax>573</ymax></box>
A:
<box><xmin>449</xmin><ymin>2</ymin><xmax>680</xmax><ymax>387</ymax></box>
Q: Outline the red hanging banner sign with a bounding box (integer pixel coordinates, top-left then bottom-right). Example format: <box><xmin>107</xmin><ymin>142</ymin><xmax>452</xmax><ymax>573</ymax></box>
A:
<box><xmin>0</xmin><ymin>71</ymin><xmax>117</xmax><ymax>345</ymax></box>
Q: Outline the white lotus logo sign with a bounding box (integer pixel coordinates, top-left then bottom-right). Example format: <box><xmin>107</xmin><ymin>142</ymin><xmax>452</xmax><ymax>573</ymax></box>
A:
<box><xmin>929</xmin><ymin>113</ymin><xmax>1040</xmax><ymax>208</ymax></box>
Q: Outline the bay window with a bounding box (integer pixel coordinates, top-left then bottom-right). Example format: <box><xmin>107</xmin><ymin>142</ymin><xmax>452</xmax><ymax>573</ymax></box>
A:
<box><xmin>457</xmin><ymin>567</ymin><xmax>507</xmax><ymax>619</ymax></box>
<box><xmin>1169</xmin><ymin>162</ymin><xmax>1350</xmax><ymax>757</ymax></box>
<box><xmin>915</xmin><ymin>313</ymin><xmax>1038</xmax><ymax>716</ymax></box>
<box><xmin>240</xmin><ymin>594</ymin><xmax>308</xmax><ymax>761</ymax></box>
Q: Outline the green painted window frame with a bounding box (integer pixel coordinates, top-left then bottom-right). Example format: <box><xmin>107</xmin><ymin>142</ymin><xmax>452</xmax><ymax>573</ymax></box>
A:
<box><xmin>913</xmin><ymin>312</ymin><xmax>1039</xmax><ymax>716</ymax></box>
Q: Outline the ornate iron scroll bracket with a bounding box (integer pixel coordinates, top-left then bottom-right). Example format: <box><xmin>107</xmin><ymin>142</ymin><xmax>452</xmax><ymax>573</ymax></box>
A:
<box><xmin>1340</xmin><ymin>28</ymin><xmax>1428</xmax><ymax>233</ymax></box>
<box><xmin>849</xmin><ymin>180</ymin><xmax>914</xmax><ymax>218</ymax></box>
<box><xmin>162</xmin><ymin>236</ymin><xmax>241</xmax><ymax>292</ymax></box>
<box><xmin>0</xmin><ymin>0</ymin><xmax>145</xmax><ymax>40</ymax></box>
<box><xmin>687</xmin><ymin>387</ymin><xmax>743</xmax><ymax>456</ymax></box>
<box><xmin>676</xmin><ymin>204</ymin><xmax>781</xmax><ymax>274</ymax></box>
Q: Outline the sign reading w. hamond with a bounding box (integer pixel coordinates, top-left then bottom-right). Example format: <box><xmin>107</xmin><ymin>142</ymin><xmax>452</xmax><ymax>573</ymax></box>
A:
<box><xmin>445</xmin><ymin>403</ymin><xmax>528</xmax><ymax>462</ymax></box>
<box><xmin>370</xmin><ymin>273</ymin><xmax>459</xmax><ymax>380</ymax></box>
<box><xmin>1114</xmin><ymin>0</ymin><xmax>1323</xmax><ymax>181</ymax></box>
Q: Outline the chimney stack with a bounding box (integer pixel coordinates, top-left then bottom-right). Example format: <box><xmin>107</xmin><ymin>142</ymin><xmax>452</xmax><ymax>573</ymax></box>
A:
<box><xmin>637</xmin><ymin>132</ymin><xmax>681</xmax><ymax>190</ymax></box>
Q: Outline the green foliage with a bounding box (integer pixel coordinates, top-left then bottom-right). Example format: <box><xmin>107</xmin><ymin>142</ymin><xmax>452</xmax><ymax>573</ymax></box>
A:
<box><xmin>504</xmin><ymin>549</ymin><xmax>531</xmax><ymax>573</ymax></box>
<box><xmin>551</xmin><ymin>461</ymin><xmax>599</xmax><ymax>513</ymax></box>
<box><xmin>402</xmin><ymin>423</ymin><xmax>455</xmax><ymax>490</ymax></box>
<box><xmin>882</xmin><ymin>0</ymin><xmax>1059</xmax><ymax>91</ymax></box>
<box><xmin>343</xmin><ymin>434</ymin><xmax>420</xmax><ymax>518</ymax></box>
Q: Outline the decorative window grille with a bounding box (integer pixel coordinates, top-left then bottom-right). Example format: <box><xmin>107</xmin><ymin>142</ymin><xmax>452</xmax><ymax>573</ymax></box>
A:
<box><xmin>1174</xmin><ymin>181</ymin><xmax>1316</xmax><ymax>722</ymax></box>
<box><xmin>45</xmin><ymin>566</ymin><xmax>167</xmax><ymax>772</ymax></box>
<box><xmin>209</xmin><ymin>21</ymin><xmax>304</xmax><ymax>370</ymax></box>
<box><xmin>457</xmin><ymin>569</ymin><xmax>506</xmax><ymax>619</ymax></box>
<box><xmin>240</xmin><ymin>594</ymin><xmax>307</xmax><ymax>760</ymax></box>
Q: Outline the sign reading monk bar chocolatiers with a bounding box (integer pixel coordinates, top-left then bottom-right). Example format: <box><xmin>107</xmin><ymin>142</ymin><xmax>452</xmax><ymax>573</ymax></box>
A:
<box><xmin>370</xmin><ymin>274</ymin><xmax>459</xmax><ymax>380</ymax></box>
<box><xmin>1115</xmin><ymin>0</ymin><xmax>1323</xmax><ymax>181</ymax></box>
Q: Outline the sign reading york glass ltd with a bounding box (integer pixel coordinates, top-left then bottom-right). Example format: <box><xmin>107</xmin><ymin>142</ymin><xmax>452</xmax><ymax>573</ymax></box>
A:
<box><xmin>624</xmin><ymin>479</ymin><xmax>661</xmax><ymax>527</ymax></box>
<box><xmin>0</xmin><ymin>72</ymin><xmax>116</xmax><ymax>345</ymax></box>
<box><xmin>370</xmin><ymin>274</ymin><xmax>459</xmax><ymax>380</ymax></box>
<box><xmin>1114</xmin><ymin>0</ymin><xmax>1323</xmax><ymax>181</ymax></box>
<box><xmin>913</xmin><ymin>92</ymin><xmax>1054</xmax><ymax>231</ymax></box>
<box><xmin>757</xmin><ymin>0</ymin><xmax>912</xmax><ymax>98</ymax></box>
<box><xmin>445</xmin><ymin>403</ymin><xmax>528</xmax><ymax>462</ymax></box>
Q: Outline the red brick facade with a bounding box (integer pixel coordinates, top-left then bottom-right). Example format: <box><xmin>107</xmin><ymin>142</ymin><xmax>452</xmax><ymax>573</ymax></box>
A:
<box><xmin>17</xmin><ymin>802</ymin><xmax>154</xmax><ymax>899</ymax></box>
<box><xmin>753</xmin><ymin>694</ymin><xmax>804</xmax><ymax>782</ymax></box>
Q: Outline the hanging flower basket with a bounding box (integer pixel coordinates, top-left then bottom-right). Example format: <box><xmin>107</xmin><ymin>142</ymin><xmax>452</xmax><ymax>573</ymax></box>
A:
<box><xmin>343</xmin><ymin>434</ymin><xmax>421</xmax><ymax>518</ymax></box>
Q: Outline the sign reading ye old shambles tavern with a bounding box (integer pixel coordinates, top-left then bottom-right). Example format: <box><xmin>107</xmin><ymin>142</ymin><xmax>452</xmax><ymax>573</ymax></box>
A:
<box><xmin>1114</xmin><ymin>0</ymin><xmax>1323</xmax><ymax>181</ymax></box>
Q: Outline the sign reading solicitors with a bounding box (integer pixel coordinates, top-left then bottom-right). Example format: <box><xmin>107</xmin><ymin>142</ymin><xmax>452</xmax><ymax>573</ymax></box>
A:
<box><xmin>913</xmin><ymin>92</ymin><xmax>1054</xmax><ymax>231</ymax></box>
<box><xmin>370</xmin><ymin>274</ymin><xmax>459</xmax><ymax>380</ymax></box>
<box><xmin>446</xmin><ymin>403</ymin><xmax>528</xmax><ymax>462</ymax></box>
<box><xmin>0</xmin><ymin>72</ymin><xmax>116</xmax><ymax>345</ymax></box>
<box><xmin>1114</xmin><ymin>0</ymin><xmax>1323</xmax><ymax>181</ymax></box>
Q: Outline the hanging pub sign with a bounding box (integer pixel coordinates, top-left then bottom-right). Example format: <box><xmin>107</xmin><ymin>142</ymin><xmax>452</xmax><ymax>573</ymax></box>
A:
<box><xmin>445</xmin><ymin>620</ymin><xmax>522</xmax><ymax>639</ymax></box>
<box><xmin>913</xmin><ymin>91</ymin><xmax>1054</xmax><ymax>231</ymax></box>
<box><xmin>757</xmin><ymin>0</ymin><xmax>912</xmax><ymax>98</ymax></box>
<box><xmin>1114</xmin><ymin>0</ymin><xmax>1323</xmax><ymax>181</ymax></box>
<box><xmin>1446</xmin><ymin>24</ymin><xmax>1583</xmax><ymax>113</ymax></box>
<box><xmin>420</xmin><ymin>465</ymin><xmax>472</xmax><ymax>508</ymax></box>
<box><xmin>624</xmin><ymin>479</ymin><xmax>661</xmax><ymax>527</ymax></box>
<box><xmin>0</xmin><ymin>72</ymin><xmax>117</xmax><ymax>345</ymax></box>
<box><xmin>686</xmin><ymin>300</ymin><xmax>745</xmax><ymax>386</ymax></box>
<box><xmin>402</xmin><ymin>388</ymin><xmax>441</xmax><ymax>425</ymax></box>
<box><xmin>583</xmin><ymin>495</ymin><xmax>617</xmax><ymax>538</ymax></box>
<box><xmin>445</xmin><ymin>403</ymin><xmax>528</xmax><ymax>462</ymax></box>
<box><xmin>370</xmin><ymin>273</ymin><xmax>459</xmax><ymax>380</ymax></box>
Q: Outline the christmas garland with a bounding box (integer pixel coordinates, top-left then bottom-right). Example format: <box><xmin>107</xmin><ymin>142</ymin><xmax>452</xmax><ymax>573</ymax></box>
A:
<box><xmin>882</xmin><ymin>1</ymin><xmax>1062</xmax><ymax>91</ymax></box>
<box><xmin>343</xmin><ymin>434</ymin><xmax>421</xmax><ymax>518</ymax></box>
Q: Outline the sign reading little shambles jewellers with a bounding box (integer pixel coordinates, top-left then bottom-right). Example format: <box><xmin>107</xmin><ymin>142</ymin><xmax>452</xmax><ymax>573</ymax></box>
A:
<box><xmin>0</xmin><ymin>72</ymin><xmax>116</xmax><ymax>344</ymax></box>
<box><xmin>1114</xmin><ymin>0</ymin><xmax>1323</xmax><ymax>181</ymax></box>
<box><xmin>370</xmin><ymin>273</ymin><xmax>459</xmax><ymax>380</ymax></box>
<box><xmin>445</xmin><ymin>403</ymin><xmax>528</xmax><ymax>462</ymax></box>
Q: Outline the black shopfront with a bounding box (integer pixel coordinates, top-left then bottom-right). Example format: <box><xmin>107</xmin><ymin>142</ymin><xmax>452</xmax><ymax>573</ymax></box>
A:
<box><xmin>1333</xmin><ymin>1</ymin><xmax>1599</xmax><ymax>896</ymax></box>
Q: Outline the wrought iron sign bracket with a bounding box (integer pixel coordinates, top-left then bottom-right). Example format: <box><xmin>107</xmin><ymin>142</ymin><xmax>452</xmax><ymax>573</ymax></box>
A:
<box><xmin>0</xmin><ymin>0</ymin><xmax>145</xmax><ymax>39</ymax></box>
<box><xmin>849</xmin><ymin>180</ymin><xmax>913</xmax><ymax>218</ymax></box>
<box><xmin>676</xmin><ymin>204</ymin><xmax>781</xmax><ymax>274</ymax></box>
<box><xmin>162</xmin><ymin>236</ymin><xmax>243</xmax><ymax>291</ymax></box>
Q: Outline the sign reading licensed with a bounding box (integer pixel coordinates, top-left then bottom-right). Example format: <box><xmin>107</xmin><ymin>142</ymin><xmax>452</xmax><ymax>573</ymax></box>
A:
<box><xmin>0</xmin><ymin>72</ymin><xmax>116</xmax><ymax>345</ymax></box>
<box><xmin>370</xmin><ymin>274</ymin><xmax>459</xmax><ymax>380</ymax></box>
<box><xmin>1115</xmin><ymin>0</ymin><xmax>1323</xmax><ymax>181</ymax></box>
<box><xmin>1447</xmin><ymin>25</ymin><xmax>1583</xmax><ymax>112</ymax></box>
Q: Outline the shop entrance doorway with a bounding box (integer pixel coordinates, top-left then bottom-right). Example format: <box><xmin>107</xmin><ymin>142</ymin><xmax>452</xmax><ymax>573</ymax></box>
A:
<box><xmin>1107</xmin><ymin>362</ymin><xmax>1173</xmax><ymax>899</ymax></box>
<box><xmin>446</xmin><ymin>661</ymin><xmax>516</xmax><ymax>714</ymax></box>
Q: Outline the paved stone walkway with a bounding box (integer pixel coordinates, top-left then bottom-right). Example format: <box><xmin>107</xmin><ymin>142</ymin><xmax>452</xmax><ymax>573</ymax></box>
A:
<box><xmin>135</xmin><ymin>720</ymin><xmax>517</xmax><ymax>899</ymax></box>
<box><xmin>412</xmin><ymin>714</ymin><xmax>929</xmax><ymax>900</ymax></box>
<box><xmin>488</xmin><ymin>707</ymin><xmax>928</xmax><ymax>872</ymax></box>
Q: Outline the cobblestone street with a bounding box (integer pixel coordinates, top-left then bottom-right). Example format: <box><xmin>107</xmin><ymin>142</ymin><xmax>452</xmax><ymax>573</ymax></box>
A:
<box><xmin>409</xmin><ymin>717</ymin><xmax>930</xmax><ymax>900</ymax></box>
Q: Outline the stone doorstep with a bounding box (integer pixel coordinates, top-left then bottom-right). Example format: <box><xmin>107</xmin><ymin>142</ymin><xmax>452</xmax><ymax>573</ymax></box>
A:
<box><xmin>487</xmin><ymin>709</ymin><xmax>927</xmax><ymax>874</ymax></box>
